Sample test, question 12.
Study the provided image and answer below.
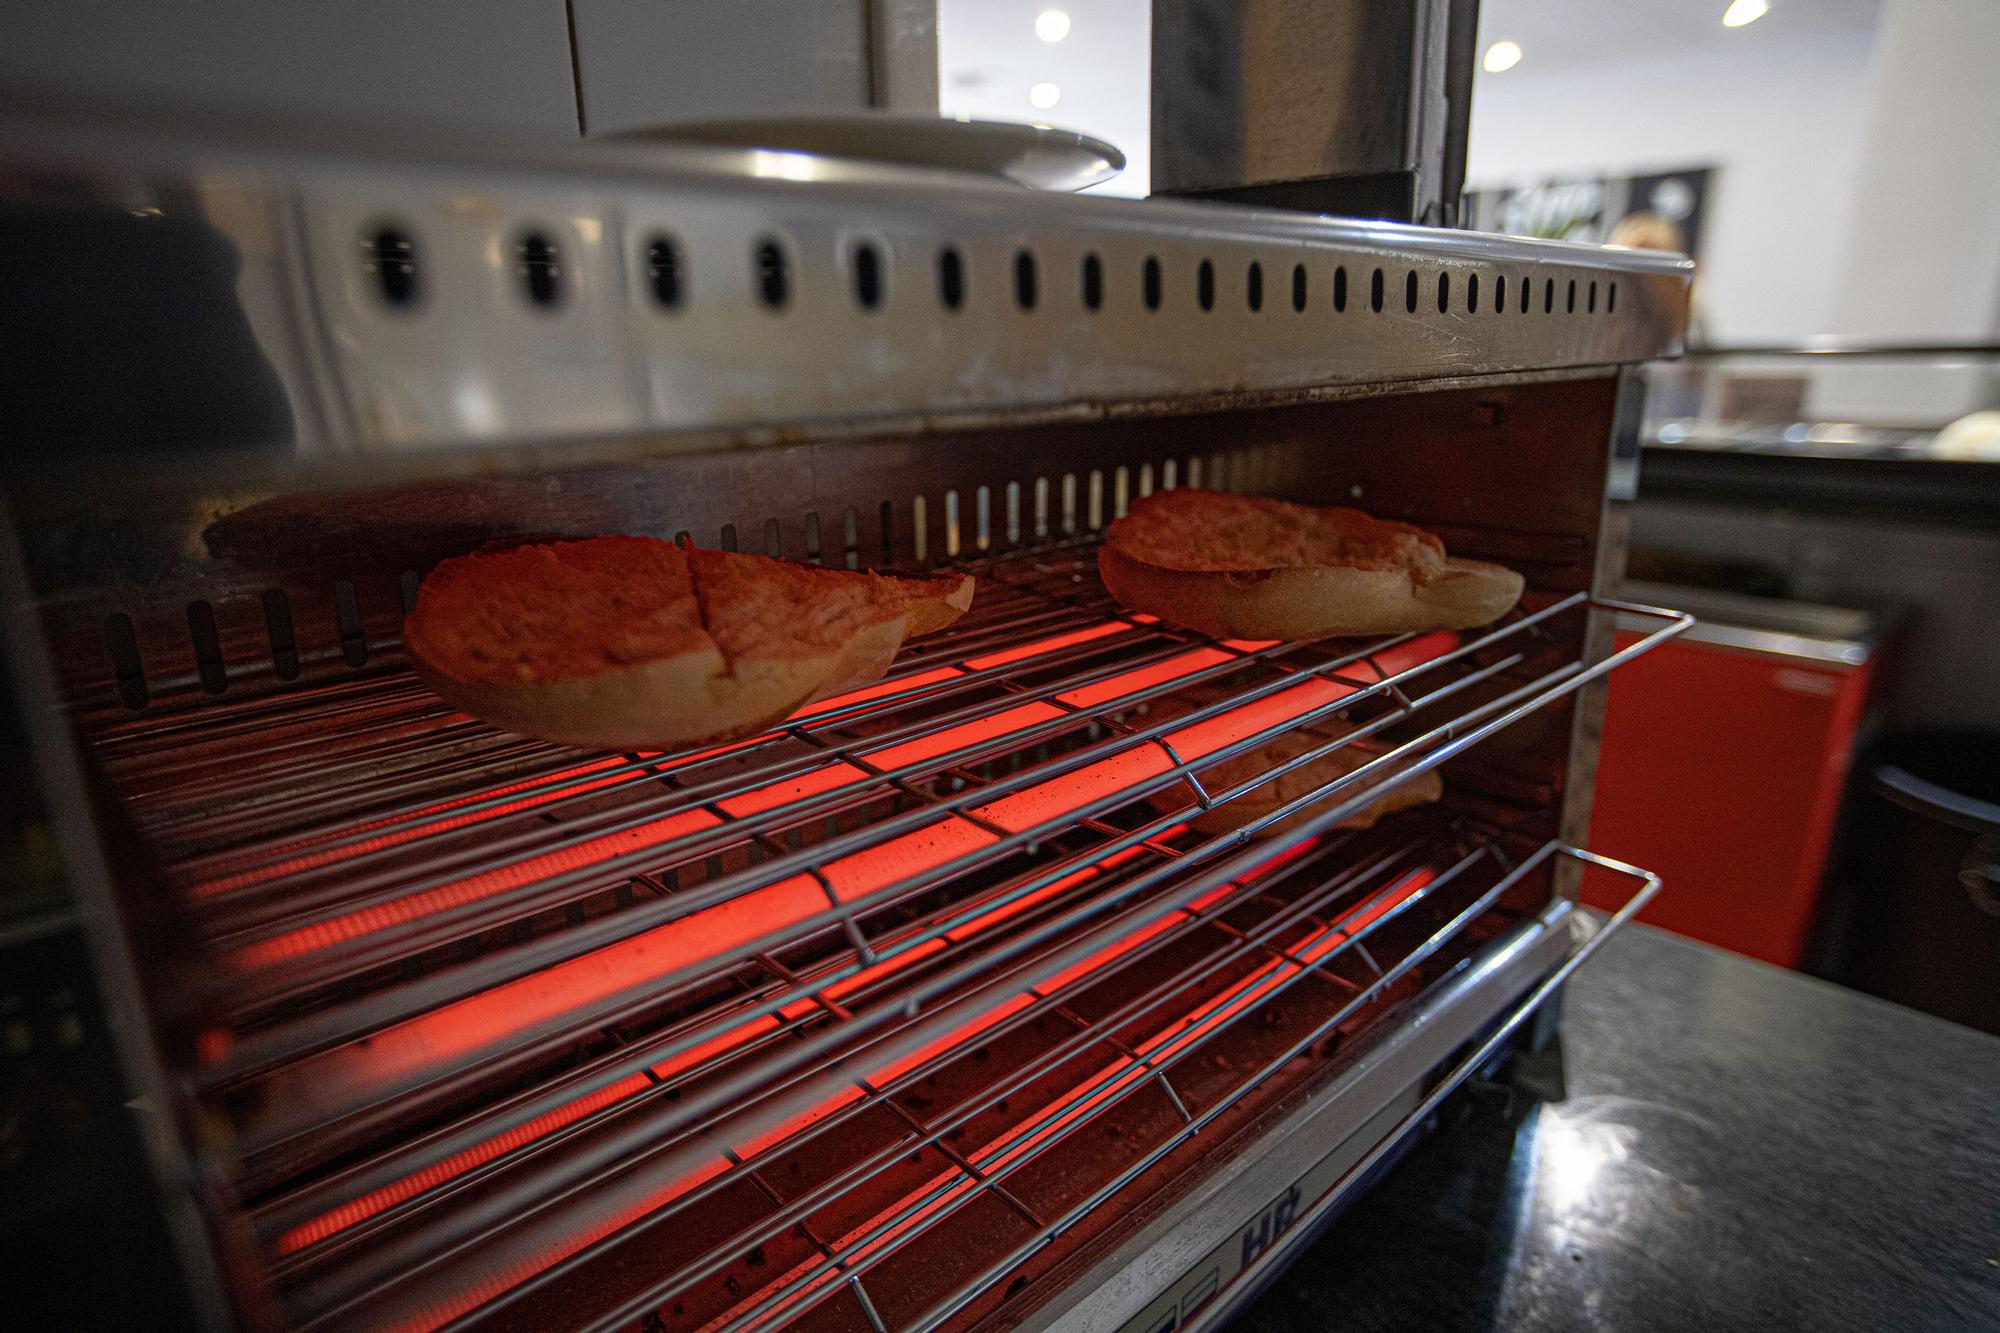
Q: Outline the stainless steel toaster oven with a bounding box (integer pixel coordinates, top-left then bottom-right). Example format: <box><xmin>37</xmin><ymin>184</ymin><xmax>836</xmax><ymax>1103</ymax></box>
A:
<box><xmin>0</xmin><ymin>97</ymin><xmax>1690</xmax><ymax>1332</ymax></box>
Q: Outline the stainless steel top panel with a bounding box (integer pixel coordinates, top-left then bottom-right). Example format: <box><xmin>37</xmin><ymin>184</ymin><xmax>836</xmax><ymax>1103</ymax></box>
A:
<box><xmin>0</xmin><ymin>96</ymin><xmax>1690</xmax><ymax>466</ymax></box>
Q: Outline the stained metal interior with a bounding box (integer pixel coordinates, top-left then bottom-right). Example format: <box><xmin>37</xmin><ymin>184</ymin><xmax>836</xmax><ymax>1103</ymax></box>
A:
<box><xmin>26</xmin><ymin>375</ymin><xmax>1623</xmax><ymax>713</ymax></box>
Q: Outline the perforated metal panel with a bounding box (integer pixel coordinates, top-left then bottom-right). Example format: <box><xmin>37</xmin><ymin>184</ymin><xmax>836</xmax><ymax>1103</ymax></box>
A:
<box><xmin>0</xmin><ymin>98</ymin><xmax>1690</xmax><ymax>458</ymax></box>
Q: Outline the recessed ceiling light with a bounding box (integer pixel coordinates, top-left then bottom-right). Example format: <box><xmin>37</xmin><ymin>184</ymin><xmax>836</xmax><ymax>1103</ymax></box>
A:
<box><xmin>1035</xmin><ymin>9</ymin><xmax>1071</xmax><ymax>43</ymax></box>
<box><xmin>1482</xmin><ymin>40</ymin><xmax>1523</xmax><ymax>73</ymax></box>
<box><xmin>1029</xmin><ymin>81</ymin><xmax>1062</xmax><ymax>109</ymax></box>
<box><xmin>1722</xmin><ymin>0</ymin><xmax>1768</xmax><ymax>27</ymax></box>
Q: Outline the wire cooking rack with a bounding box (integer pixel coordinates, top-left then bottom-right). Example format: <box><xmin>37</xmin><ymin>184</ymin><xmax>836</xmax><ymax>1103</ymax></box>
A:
<box><xmin>81</xmin><ymin>539</ymin><xmax>1688</xmax><ymax>1331</ymax></box>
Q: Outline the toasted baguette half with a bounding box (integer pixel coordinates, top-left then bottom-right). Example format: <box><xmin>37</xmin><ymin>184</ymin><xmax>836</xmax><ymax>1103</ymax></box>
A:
<box><xmin>1100</xmin><ymin>489</ymin><xmax>1523</xmax><ymax>640</ymax></box>
<box><xmin>1146</xmin><ymin>695</ymin><xmax>1442</xmax><ymax>837</ymax></box>
<box><xmin>404</xmin><ymin>536</ymin><xmax>973</xmax><ymax>751</ymax></box>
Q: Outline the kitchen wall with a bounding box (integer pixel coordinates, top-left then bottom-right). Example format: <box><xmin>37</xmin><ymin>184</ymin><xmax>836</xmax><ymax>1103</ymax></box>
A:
<box><xmin>1814</xmin><ymin>0</ymin><xmax>2000</xmax><ymax>421</ymax></box>
<box><xmin>1826</xmin><ymin>0</ymin><xmax>2000</xmax><ymax>348</ymax></box>
<box><xmin>1466</xmin><ymin>25</ymin><xmax>1878</xmax><ymax>343</ymax></box>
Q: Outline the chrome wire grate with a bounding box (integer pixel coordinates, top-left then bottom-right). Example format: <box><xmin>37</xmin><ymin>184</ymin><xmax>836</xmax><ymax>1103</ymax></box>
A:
<box><xmin>80</xmin><ymin>540</ymin><xmax>1687</xmax><ymax>1331</ymax></box>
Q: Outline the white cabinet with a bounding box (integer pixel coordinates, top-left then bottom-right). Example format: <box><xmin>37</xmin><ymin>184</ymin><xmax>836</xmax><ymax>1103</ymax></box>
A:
<box><xmin>1</xmin><ymin>1</ymin><xmax>938</xmax><ymax>137</ymax></box>
<box><xmin>1</xmin><ymin>1</ymin><xmax>583</xmax><ymax>136</ymax></box>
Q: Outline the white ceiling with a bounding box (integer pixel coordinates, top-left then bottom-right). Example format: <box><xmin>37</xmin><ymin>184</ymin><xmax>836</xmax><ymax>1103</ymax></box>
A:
<box><xmin>1476</xmin><ymin>0</ymin><xmax>1881</xmax><ymax>76</ymax></box>
<box><xmin>934</xmin><ymin>0</ymin><xmax>1887</xmax><ymax>199</ymax></box>
<box><xmin>937</xmin><ymin>0</ymin><xmax>1152</xmax><ymax>195</ymax></box>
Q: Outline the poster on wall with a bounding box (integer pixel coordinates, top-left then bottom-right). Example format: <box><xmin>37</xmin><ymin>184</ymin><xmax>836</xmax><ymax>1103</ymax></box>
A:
<box><xmin>1464</xmin><ymin>165</ymin><xmax>1714</xmax><ymax>258</ymax></box>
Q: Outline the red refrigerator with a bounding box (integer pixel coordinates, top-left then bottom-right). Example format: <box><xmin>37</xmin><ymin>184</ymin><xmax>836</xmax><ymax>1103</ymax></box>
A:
<box><xmin>1585</xmin><ymin>584</ymin><xmax>1881</xmax><ymax>968</ymax></box>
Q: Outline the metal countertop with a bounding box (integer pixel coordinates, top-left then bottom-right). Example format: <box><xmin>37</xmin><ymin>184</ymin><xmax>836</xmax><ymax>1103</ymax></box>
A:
<box><xmin>1232</xmin><ymin>923</ymin><xmax>2000</xmax><ymax>1332</ymax></box>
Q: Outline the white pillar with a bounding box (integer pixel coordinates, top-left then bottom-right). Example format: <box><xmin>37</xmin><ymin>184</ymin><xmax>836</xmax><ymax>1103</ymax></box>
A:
<box><xmin>1813</xmin><ymin>0</ymin><xmax>2000</xmax><ymax>424</ymax></box>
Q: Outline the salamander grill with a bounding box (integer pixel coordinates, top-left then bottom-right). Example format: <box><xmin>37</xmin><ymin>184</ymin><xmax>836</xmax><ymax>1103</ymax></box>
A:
<box><xmin>0</xmin><ymin>99</ymin><xmax>1689</xmax><ymax>1333</ymax></box>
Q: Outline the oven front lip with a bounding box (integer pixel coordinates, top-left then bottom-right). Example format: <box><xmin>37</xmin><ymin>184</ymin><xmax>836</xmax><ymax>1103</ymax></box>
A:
<box><xmin>1021</xmin><ymin>899</ymin><xmax>1574</xmax><ymax>1333</ymax></box>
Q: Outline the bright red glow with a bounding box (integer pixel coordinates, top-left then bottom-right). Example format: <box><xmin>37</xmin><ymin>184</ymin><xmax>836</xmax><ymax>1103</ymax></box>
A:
<box><xmin>940</xmin><ymin>841</ymin><xmax>1156</xmax><ymax>945</ymax></box>
<box><xmin>263</xmin><ymin>870</ymin><xmax>834</xmax><ymax>1099</ymax></box>
<box><xmin>378</xmin><ymin>845</ymin><xmax>1440</xmax><ymax>1333</ymax></box>
<box><xmin>971</xmin><ymin>666</ymin><xmax>1368</xmax><ymax>838</ymax></box>
<box><xmin>276</xmin><ymin>841</ymin><xmax>1159</xmax><ymax>1257</ymax></box>
<box><xmin>715</xmin><ymin>762</ymin><xmax>870</xmax><ymax>818</ymax></box>
<box><xmin>206</xmin><ymin>627</ymin><xmax>1451</xmax><ymax>909</ymax></box>
<box><xmin>1162</xmin><ymin>676</ymin><xmax>1355</xmax><ymax>761</ymax></box>
<box><xmin>1237</xmin><ymin>835</ymin><xmax>1328</xmax><ymax>884</ymax></box>
<box><xmin>1028</xmin><ymin>914</ymin><xmax>1186</xmax><ymax>999</ymax></box>
<box><xmin>228</xmin><ymin>704</ymin><xmax>1070</xmax><ymax>972</ymax></box>
<box><xmin>1372</xmin><ymin>632</ymin><xmax>1461</xmax><ymax>678</ymax></box>
<box><xmin>964</xmin><ymin>620</ymin><xmax>1133</xmax><ymax>670</ymax></box>
<box><xmin>800</xmin><ymin>666</ymin><xmax>965</xmax><ymax>715</ymax></box>
<box><xmin>200</xmin><ymin>670</ymin><xmax>967</xmax><ymax>904</ymax></box>
<box><xmin>258</xmin><ymin>630</ymin><xmax>1460</xmax><ymax>1297</ymax></box>
<box><xmin>703</xmin><ymin>858</ymin><xmax>1440</xmax><ymax>1332</ymax></box>
<box><xmin>1055</xmin><ymin>648</ymin><xmax>1232</xmax><ymax>709</ymax></box>
<box><xmin>188</xmin><ymin>756</ymin><xmax>642</xmax><ymax>900</ymax></box>
<box><xmin>193</xmin><ymin>629</ymin><xmax>1105</xmax><ymax>903</ymax></box>
<box><xmin>647</xmin><ymin>1015</ymin><xmax>781</xmax><ymax>1083</ymax></box>
<box><xmin>273</xmin><ymin>1071</ymin><xmax>654</xmax><ymax>1256</ymax></box>
<box><xmin>868</xmin><ymin>991</ymin><xmax>1042</xmax><ymax>1088</ymax></box>
<box><xmin>733</xmin><ymin>1085</ymin><xmax>867</xmax><ymax>1160</ymax></box>
<box><xmin>231</xmin><ymin>808</ymin><xmax>722</xmax><ymax>969</ymax></box>
<box><xmin>820</xmin><ymin>818</ymin><xmax>997</xmax><ymax>903</ymax></box>
<box><xmin>1323</xmin><ymin>867</ymin><xmax>1434</xmax><ymax>943</ymax></box>
<box><xmin>976</xmin><ymin>747</ymin><xmax>1173</xmax><ymax>834</ymax></box>
<box><xmin>382</xmin><ymin>1153</ymin><xmax>734</xmax><ymax>1333</ymax></box>
<box><xmin>863</xmin><ymin>702</ymin><xmax>1065</xmax><ymax>771</ymax></box>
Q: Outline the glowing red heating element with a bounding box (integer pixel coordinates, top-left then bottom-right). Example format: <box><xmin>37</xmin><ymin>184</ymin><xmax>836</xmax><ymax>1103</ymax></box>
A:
<box><xmin>708</xmin><ymin>866</ymin><xmax>1438</xmax><ymax>1333</ymax></box>
<box><xmin>381</xmin><ymin>861</ymin><xmax>1435</xmax><ymax>1333</ymax></box>
<box><xmin>332</xmin><ymin>838</ymin><xmax>1188</xmax><ymax>1328</ymax></box>
<box><xmin>276</xmin><ymin>1071</ymin><xmax>655</xmax><ymax>1255</ymax></box>
<box><xmin>187</xmin><ymin>755</ymin><xmax>644</xmax><ymax>900</ymax></box>
<box><xmin>202</xmin><ymin>623</ymin><xmax>1141</xmax><ymax>932</ymax></box>
<box><xmin>265</xmin><ymin>628</ymin><xmax>1456</xmax><ymax>1315</ymax></box>
<box><xmin>271</xmin><ymin>839</ymin><xmax>1164</xmax><ymax>1256</ymax></box>
<box><xmin>191</xmin><ymin>667</ymin><xmax>972</xmax><ymax>901</ymax></box>
<box><xmin>225</xmin><ymin>627</ymin><xmax>1446</xmax><ymax>970</ymax></box>
<box><xmin>267</xmin><ymin>631</ymin><xmax>1455</xmax><ymax>1261</ymax></box>
<box><xmin>244</xmin><ymin>634</ymin><xmax>1451</xmax><ymax>1118</ymax></box>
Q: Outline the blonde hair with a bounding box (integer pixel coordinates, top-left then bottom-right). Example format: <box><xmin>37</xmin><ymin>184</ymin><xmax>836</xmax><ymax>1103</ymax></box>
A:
<box><xmin>1606</xmin><ymin>211</ymin><xmax>1686</xmax><ymax>254</ymax></box>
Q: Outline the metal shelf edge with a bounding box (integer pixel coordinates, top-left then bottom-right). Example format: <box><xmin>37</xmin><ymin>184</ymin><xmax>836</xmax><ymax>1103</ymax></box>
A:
<box><xmin>1028</xmin><ymin>900</ymin><xmax>1576</xmax><ymax>1333</ymax></box>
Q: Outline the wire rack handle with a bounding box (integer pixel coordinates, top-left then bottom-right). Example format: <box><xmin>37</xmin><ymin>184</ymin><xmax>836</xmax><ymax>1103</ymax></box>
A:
<box><xmin>1204</xmin><ymin>845</ymin><xmax>1663</xmax><ymax>1331</ymax></box>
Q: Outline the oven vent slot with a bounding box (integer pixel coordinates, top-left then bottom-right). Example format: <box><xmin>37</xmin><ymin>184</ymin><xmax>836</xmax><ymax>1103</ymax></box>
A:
<box><xmin>84</xmin><ymin>449</ymin><xmax>1277</xmax><ymax>714</ymax></box>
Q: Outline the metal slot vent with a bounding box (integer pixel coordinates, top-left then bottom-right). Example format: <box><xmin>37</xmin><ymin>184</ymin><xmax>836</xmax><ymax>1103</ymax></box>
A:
<box><xmin>0</xmin><ymin>107</ymin><xmax>1686</xmax><ymax>453</ymax></box>
<box><xmin>87</xmin><ymin>451</ymin><xmax>1261</xmax><ymax>713</ymax></box>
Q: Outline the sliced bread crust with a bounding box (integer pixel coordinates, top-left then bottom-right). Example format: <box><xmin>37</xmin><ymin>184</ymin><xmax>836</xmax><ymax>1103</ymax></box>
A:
<box><xmin>1100</xmin><ymin>490</ymin><xmax>1523</xmax><ymax>640</ymax></box>
<box><xmin>1144</xmin><ymin>698</ymin><xmax>1443</xmax><ymax>837</ymax></box>
<box><xmin>405</xmin><ymin>537</ymin><xmax>973</xmax><ymax>751</ymax></box>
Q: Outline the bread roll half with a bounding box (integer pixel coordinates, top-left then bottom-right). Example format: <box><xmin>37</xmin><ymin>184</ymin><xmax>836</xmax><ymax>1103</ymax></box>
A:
<box><xmin>1100</xmin><ymin>489</ymin><xmax>1522</xmax><ymax>641</ymax></box>
<box><xmin>1143</xmin><ymin>687</ymin><xmax>1443</xmax><ymax>837</ymax></box>
<box><xmin>404</xmin><ymin>536</ymin><xmax>973</xmax><ymax>752</ymax></box>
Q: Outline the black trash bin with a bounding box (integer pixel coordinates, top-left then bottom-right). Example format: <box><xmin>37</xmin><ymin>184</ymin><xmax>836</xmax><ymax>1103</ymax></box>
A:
<box><xmin>1834</xmin><ymin>730</ymin><xmax>2000</xmax><ymax>1035</ymax></box>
